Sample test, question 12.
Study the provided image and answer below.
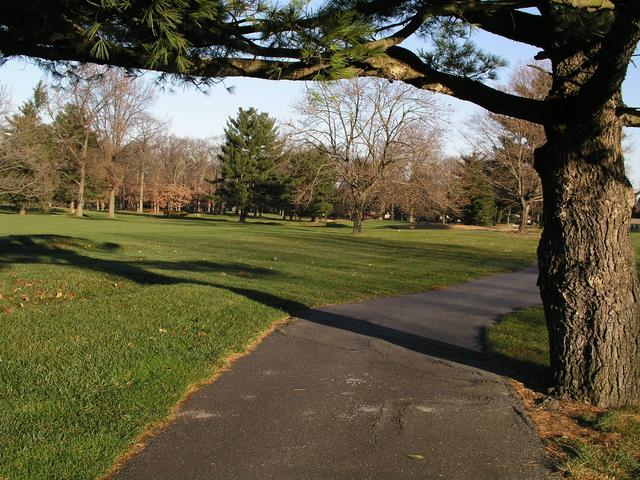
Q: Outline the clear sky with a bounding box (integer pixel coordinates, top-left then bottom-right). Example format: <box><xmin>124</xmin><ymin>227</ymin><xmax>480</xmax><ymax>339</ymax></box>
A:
<box><xmin>1</xmin><ymin>27</ymin><xmax>639</xmax><ymax>185</ymax></box>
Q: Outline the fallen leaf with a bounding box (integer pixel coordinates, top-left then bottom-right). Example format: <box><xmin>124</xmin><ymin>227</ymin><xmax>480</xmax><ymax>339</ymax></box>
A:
<box><xmin>56</xmin><ymin>291</ymin><xmax>63</xmax><ymax>298</ymax></box>
<box><xmin>405</xmin><ymin>454</ymin><xmax>424</xmax><ymax>461</ymax></box>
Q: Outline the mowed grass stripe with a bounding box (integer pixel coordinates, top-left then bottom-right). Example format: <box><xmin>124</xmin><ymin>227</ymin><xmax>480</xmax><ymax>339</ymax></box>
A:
<box><xmin>1</xmin><ymin>212</ymin><xmax>539</xmax><ymax>480</ymax></box>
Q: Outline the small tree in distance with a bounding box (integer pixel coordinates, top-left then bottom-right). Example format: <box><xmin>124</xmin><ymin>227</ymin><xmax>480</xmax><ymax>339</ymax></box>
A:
<box><xmin>294</xmin><ymin>78</ymin><xmax>446</xmax><ymax>234</ymax></box>
<box><xmin>218</xmin><ymin>108</ymin><xmax>282</xmax><ymax>222</ymax></box>
<box><xmin>469</xmin><ymin>66</ymin><xmax>549</xmax><ymax>233</ymax></box>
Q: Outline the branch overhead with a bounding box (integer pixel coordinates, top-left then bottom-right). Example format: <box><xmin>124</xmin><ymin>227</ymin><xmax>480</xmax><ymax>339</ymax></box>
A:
<box><xmin>619</xmin><ymin>107</ymin><xmax>640</xmax><ymax>128</ymax></box>
<box><xmin>0</xmin><ymin>0</ymin><xmax>637</xmax><ymax>126</ymax></box>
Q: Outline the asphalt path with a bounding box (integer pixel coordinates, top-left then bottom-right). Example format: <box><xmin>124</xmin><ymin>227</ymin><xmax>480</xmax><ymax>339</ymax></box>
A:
<box><xmin>116</xmin><ymin>265</ymin><xmax>552</xmax><ymax>480</ymax></box>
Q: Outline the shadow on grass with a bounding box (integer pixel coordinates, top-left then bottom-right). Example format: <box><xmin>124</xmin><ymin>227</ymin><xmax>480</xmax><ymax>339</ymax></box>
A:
<box><xmin>479</xmin><ymin>326</ymin><xmax>551</xmax><ymax>392</ymax></box>
<box><xmin>131</xmin><ymin>213</ymin><xmax>284</xmax><ymax>227</ymax></box>
<box><xmin>378</xmin><ymin>223</ymin><xmax>453</xmax><ymax>230</ymax></box>
<box><xmin>323</xmin><ymin>222</ymin><xmax>351</xmax><ymax>228</ymax></box>
<box><xmin>293</xmin><ymin>232</ymin><xmax>533</xmax><ymax>271</ymax></box>
<box><xmin>0</xmin><ymin>234</ymin><xmax>546</xmax><ymax>385</ymax></box>
<box><xmin>0</xmin><ymin>235</ymin><xmax>277</xmax><ymax>285</ymax></box>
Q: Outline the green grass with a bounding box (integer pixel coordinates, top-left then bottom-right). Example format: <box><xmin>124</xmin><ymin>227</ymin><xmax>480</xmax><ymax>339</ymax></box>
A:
<box><xmin>485</xmin><ymin>306</ymin><xmax>550</xmax><ymax>389</ymax></box>
<box><xmin>562</xmin><ymin>409</ymin><xmax>640</xmax><ymax>480</ymax></box>
<box><xmin>0</xmin><ymin>212</ymin><xmax>543</xmax><ymax>479</ymax></box>
<box><xmin>487</xmin><ymin>306</ymin><xmax>640</xmax><ymax>480</ymax></box>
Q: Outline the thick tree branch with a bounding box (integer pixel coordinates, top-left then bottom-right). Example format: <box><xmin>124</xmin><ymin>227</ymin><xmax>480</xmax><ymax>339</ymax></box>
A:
<box><xmin>459</xmin><ymin>5</ymin><xmax>548</xmax><ymax>48</ymax></box>
<box><xmin>368</xmin><ymin>10</ymin><xmax>426</xmax><ymax>49</ymax></box>
<box><xmin>577</xmin><ymin>2</ymin><xmax>640</xmax><ymax>111</ymax></box>
<box><xmin>373</xmin><ymin>46</ymin><xmax>549</xmax><ymax>124</ymax></box>
<box><xmin>0</xmin><ymin>37</ymin><xmax>326</xmax><ymax>81</ymax></box>
<box><xmin>619</xmin><ymin>107</ymin><xmax>640</xmax><ymax>127</ymax></box>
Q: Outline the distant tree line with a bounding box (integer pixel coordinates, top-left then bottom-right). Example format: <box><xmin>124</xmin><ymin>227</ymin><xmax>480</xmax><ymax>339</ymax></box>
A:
<box><xmin>0</xmin><ymin>67</ymin><xmax>218</xmax><ymax>217</ymax></box>
<box><xmin>0</xmin><ymin>67</ymin><xmax>545</xmax><ymax>233</ymax></box>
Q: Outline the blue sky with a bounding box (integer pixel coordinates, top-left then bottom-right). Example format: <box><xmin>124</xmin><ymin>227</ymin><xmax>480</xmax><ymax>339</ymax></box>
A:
<box><xmin>1</xmin><ymin>27</ymin><xmax>639</xmax><ymax>185</ymax></box>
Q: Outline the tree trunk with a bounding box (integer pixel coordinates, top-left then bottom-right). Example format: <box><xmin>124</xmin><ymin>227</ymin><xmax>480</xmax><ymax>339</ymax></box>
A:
<box><xmin>108</xmin><ymin>189</ymin><xmax>116</xmax><ymax>219</ymax></box>
<box><xmin>76</xmin><ymin>161</ymin><xmax>85</xmax><ymax>218</ymax></box>
<box><xmin>408</xmin><ymin>208</ymin><xmax>414</xmax><ymax>223</ymax></box>
<box><xmin>76</xmin><ymin>129</ymin><xmax>89</xmax><ymax>218</ymax></box>
<box><xmin>518</xmin><ymin>200</ymin><xmax>529</xmax><ymax>234</ymax></box>
<box><xmin>137</xmin><ymin>170</ymin><xmax>144</xmax><ymax>214</ymax></box>
<box><xmin>352</xmin><ymin>206</ymin><xmax>364</xmax><ymax>234</ymax></box>
<box><xmin>18</xmin><ymin>205</ymin><xmax>26</xmax><ymax>215</ymax></box>
<box><xmin>535</xmin><ymin>98</ymin><xmax>640</xmax><ymax>407</ymax></box>
<box><xmin>239</xmin><ymin>209</ymin><xmax>247</xmax><ymax>223</ymax></box>
<box><xmin>69</xmin><ymin>200</ymin><xmax>75</xmax><ymax>214</ymax></box>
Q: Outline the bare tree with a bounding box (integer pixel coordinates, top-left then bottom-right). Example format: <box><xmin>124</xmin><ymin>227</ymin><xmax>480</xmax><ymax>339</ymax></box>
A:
<box><xmin>294</xmin><ymin>78</ymin><xmax>445</xmax><ymax>233</ymax></box>
<box><xmin>0</xmin><ymin>85</ymin><xmax>10</xmax><ymax>119</ymax></box>
<box><xmin>93</xmin><ymin>69</ymin><xmax>156</xmax><ymax>218</ymax></box>
<box><xmin>382</xmin><ymin>128</ymin><xmax>464</xmax><ymax>223</ymax></box>
<box><xmin>469</xmin><ymin>66</ymin><xmax>550</xmax><ymax>232</ymax></box>
<box><xmin>48</xmin><ymin>65</ymin><xmax>111</xmax><ymax>216</ymax></box>
<box><xmin>131</xmin><ymin>114</ymin><xmax>165</xmax><ymax>213</ymax></box>
<box><xmin>184</xmin><ymin>137</ymin><xmax>219</xmax><ymax>212</ymax></box>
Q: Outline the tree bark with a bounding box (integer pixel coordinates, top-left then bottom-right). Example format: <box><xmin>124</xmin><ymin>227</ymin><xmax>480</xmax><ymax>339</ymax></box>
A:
<box><xmin>76</xmin><ymin>161</ymin><xmax>85</xmax><ymax>218</ymax></box>
<box><xmin>69</xmin><ymin>201</ymin><xmax>75</xmax><ymax>214</ymax></box>
<box><xmin>536</xmin><ymin>98</ymin><xmax>640</xmax><ymax>407</ymax></box>
<box><xmin>352</xmin><ymin>206</ymin><xmax>364</xmax><ymax>234</ymax></box>
<box><xmin>137</xmin><ymin>170</ymin><xmax>144</xmax><ymax>213</ymax></box>
<box><xmin>518</xmin><ymin>200</ymin><xmax>529</xmax><ymax>234</ymax></box>
<box><xmin>76</xmin><ymin>129</ymin><xmax>89</xmax><ymax>218</ymax></box>
<box><xmin>18</xmin><ymin>205</ymin><xmax>26</xmax><ymax>215</ymax></box>
<box><xmin>108</xmin><ymin>189</ymin><xmax>116</xmax><ymax>219</ymax></box>
<box><xmin>239</xmin><ymin>208</ymin><xmax>247</xmax><ymax>223</ymax></box>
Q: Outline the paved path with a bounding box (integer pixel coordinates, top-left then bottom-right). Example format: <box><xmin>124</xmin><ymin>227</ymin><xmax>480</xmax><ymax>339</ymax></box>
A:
<box><xmin>116</xmin><ymin>266</ymin><xmax>551</xmax><ymax>480</ymax></box>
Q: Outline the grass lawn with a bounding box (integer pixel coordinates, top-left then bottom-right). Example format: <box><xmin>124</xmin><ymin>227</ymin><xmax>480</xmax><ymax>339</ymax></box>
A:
<box><xmin>0</xmin><ymin>211</ymin><xmax>540</xmax><ymax>480</ymax></box>
<box><xmin>487</xmin><ymin>306</ymin><xmax>640</xmax><ymax>480</ymax></box>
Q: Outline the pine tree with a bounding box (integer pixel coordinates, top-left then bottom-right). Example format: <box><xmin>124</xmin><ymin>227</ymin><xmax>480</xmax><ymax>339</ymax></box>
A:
<box><xmin>0</xmin><ymin>82</ymin><xmax>57</xmax><ymax>213</ymax></box>
<box><xmin>218</xmin><ymin>108</ymin><xmax>282</xmax><ymax>222</ymax></box>
<box><xmin>459</xmin><ymin>154</ymin><xmax>496</xmax><ymax>227</ymax></box>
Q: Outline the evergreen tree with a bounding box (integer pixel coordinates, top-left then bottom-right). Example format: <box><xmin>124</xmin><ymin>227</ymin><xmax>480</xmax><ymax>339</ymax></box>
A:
<box><xmin>0</xmin><ymin>82</ymin><xmax>57</xmax><ymax>213</ymax></box>
<box><xmin>51</xmin><ymin>102</ymin><xmax>102</xmax><ymax>214</ymax></box>
<box><xmin>279</xmin><ymin>147</ymin><xmax>337</xmax><ymax>221</ymax></box>
<box><xmin>459</xmin><ymin>154</ymin><xmax>496</xmax><ymax>227</ymax></box>
<box><xmin>218</xmin><ymin>108</ymin><xmax>282</xmax><ymax>222</ymax></box>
